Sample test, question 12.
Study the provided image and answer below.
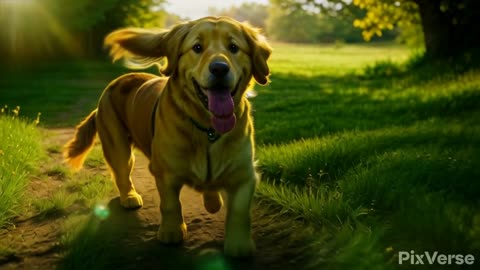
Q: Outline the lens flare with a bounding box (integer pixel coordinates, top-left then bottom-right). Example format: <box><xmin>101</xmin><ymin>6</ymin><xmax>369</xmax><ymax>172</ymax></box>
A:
<box><xmin>1</xmin><ymin>0</ymin><xmax>83</xmax><ymax>60</ymax></box>
<box><xmin>93</xmin><ymin>204</ymin><xmax>110</xmax><ymax>220</ymax></box>
<box><xmin>197</xmin><ymin>249</ymin><xmax>231</xmax><ymax>270</ymax></box>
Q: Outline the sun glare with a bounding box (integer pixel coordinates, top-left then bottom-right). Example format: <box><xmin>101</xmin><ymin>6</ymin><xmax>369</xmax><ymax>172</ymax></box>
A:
<box><xmin>1</xmin><ymin>0</ymin><xmax>83</xmax><ymax>60</ymax></box>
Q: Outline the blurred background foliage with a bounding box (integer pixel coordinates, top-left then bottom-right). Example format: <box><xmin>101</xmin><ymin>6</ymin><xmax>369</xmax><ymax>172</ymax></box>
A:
<box><xmin>0</xmin><ymin>0</ymin><xmax>478</xmax><ymax>63</ymax></box>
<box><xmin>0</xmin><ymin>0</ymin><xmax>167</xmax><ymax>61</ymax></box>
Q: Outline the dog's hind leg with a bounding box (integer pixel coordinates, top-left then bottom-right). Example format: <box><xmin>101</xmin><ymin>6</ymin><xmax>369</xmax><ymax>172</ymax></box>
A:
<box><xmin>96</xmin><ymin>104</ymin><xmax>143</xmax><ymax>209</ymax></box>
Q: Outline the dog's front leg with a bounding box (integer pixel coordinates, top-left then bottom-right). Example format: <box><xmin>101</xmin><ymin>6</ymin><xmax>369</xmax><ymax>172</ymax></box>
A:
<box><xmin>224</xmin><ymin>171</ymin><xmax>256</xmax><ymax>257</ymax></box>
<box><xmin>154</xmin><ymin>174</ymin><xmax>186</xmax><ymax>244</ymax></box>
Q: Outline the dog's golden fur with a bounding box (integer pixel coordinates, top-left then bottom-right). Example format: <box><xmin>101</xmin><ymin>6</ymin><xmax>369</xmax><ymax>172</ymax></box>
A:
<box><xmin>63</xmin><ymin>16</ymin><xmax>271</xmax><ymax>256</ymax></box>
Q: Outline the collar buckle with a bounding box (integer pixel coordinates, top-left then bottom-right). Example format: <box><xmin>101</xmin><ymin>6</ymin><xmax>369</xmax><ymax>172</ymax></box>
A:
<box><xmin>190</xmin><ymin>118</ymin><xmax>221</xmax><ymax>143</ymax></box>
<box><xmin>207</xmin><ymin>128</ymin><xmax>218</xmax><ymax>142</ymax></box>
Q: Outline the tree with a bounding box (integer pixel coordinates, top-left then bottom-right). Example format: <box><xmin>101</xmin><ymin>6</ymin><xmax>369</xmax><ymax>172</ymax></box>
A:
<box><xmin>266</xmin><ymin>0</ymin><xmax>391</xmax><ymax>43</ymax></box>
<box><xmin>352</xmin><ymin>0</ymin><xmax>480</xmax><ymax>59</ymax></box>
<box><xmin>53</xmin><ymin>0</ymin><xmax>167</xmax><ymax>56</ymax></box>
<box><xmin>208</xmin><ymin>3</ymin><xmax>268</xmax><ymax>29</ymax></box>
<box><xmin>267</xmin><ymin>3</ymin><xmax>322</xmax><ymax>43</ymax></box>
<box><xmin>0</xmin><ymin>0</ymin><xmax>166</xmax><ymax>61</ymax></box>
<box><xmin>295</xmin><ymin>0</ymin><xmax>480</xmax><ymax>59</ymax></box>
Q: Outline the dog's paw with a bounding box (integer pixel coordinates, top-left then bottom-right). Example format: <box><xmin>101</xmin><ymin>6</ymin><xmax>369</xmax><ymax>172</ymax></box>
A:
<box><xmin>224</xmin><ymin>236</ymin><xmax>255</xmax><ymax>257</ymax></box>
<box><xmin>157</xmin><ymin>222</ymin><xmax>187</xmax><ymax>244</ymax></box>
<box><xmin>203</xmin><ymin>192</ymin><xmax>223</xmax><ymax>214</ymax></box>
<box><xmin>120</xmin><ymin>192</ymin><xmax>143</xmax><ymax>209</ymax></box>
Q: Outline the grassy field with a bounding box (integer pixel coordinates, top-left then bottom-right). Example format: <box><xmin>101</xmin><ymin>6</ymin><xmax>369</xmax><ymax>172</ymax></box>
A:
<box><xmin>252</xmin><ymin>43</ymin><xmax>480</xmax><ymax>269</ymax></box>
<box><xmin>0</xmin><ymin>61</ymin><xmax>128</xmax><ymax>127</ymax></box>
<box><xmin>1</xmin><ymin>42</ymin><xmax>479</xmax><ymax>269</ymax></box>
<box><xmin>0</xmin><ymin>111</ymin><xmax>43</xmax><ymax>228</ymax></box>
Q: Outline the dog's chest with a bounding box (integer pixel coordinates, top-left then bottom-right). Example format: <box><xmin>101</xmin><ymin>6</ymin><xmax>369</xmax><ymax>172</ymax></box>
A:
<box><xmin>189</xmin><ymin>144</ymin><xmax>231</xmax><ymax>190</ymax></box>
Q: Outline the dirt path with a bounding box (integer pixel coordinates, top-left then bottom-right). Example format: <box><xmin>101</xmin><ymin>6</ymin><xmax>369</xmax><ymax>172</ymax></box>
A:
<box><xmin>0</xmin><ymin>129</ymin><xmax>304</xmax><ymax>270</ymax></box>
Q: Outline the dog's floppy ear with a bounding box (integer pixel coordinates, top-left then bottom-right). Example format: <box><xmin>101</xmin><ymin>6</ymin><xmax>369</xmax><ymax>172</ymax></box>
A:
<box><xmin>104</xmin><ymin>22</ymin><xmax>192</xmax><ymax>76</ymax></box>
<box><xmin>242</xmin><ymin>23</ymin><xmax>272</xmax><ymax>85</ymax></box>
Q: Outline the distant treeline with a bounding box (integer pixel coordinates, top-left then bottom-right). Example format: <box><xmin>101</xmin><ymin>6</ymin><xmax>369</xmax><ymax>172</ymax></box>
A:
<box><xmin>209</xmin><ymin>2</ymin><xmax>398</xmax><ymax>44</ymax></box>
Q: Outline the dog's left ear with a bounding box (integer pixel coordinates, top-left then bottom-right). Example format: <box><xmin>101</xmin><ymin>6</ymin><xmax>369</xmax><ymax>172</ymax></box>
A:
<box><xmin>242</xmin><ymin>23</ymin><xmax>272</xmax><ymax>85</ymax></box>
<box><xmin>104</xmin><ymin>22</ymin><xmax>192</xmax><ymax>76</ymax></box>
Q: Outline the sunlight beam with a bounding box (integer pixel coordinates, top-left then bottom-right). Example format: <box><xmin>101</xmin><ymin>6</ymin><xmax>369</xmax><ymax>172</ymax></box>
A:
<box><xmin>2</xmin><ymin>0</ymin><xmax>84</xmax><ymax>59</ymax></box>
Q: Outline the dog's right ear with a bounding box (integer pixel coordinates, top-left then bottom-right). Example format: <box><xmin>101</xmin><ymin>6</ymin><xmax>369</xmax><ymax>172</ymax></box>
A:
<box><xmin>241</xmin><ymin>23</ymin><xmax>272</xmax><ymax>85</ymax></box>
<box><xmin>104</xmin><ymin>22</ymin><xmax>192</xmax><ymax>76</ymax></box>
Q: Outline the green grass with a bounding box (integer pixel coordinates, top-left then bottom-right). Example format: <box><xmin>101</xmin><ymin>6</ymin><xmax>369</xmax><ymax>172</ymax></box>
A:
<box><xmin>32</xmin><ymin>167</ymin><xmax>113</xmax><ymax>219</ymax></box>
<box><xmin>251</xmin><ymin>43</ymin><xmax>480</xmax><ymax>269</ymax></box>
<box><xmin>84</xmin><ymin>145</ymin><xmax>106</xmax><ymax>168</ymax></box>
<box><xmin>45</xmin><ymin>164</ymin><xmax>72</xmax><ymax>179</ymax></box>
<box><xmin>253</xmin><ymin>60</ymin><xmax>480</xmax><ymax>145</ymax></box>
<box><xmin>0</xmin><ymin>61</ymin><xmax>128</xmax><ymax>126</ymax></box>
<box><xmin>74</xmin><ymin>173</ymin><xmax>114</xmax><ymax>208</ymax></box>
<box><xmin>269</xmin><ymin>42</ymin><xmax>409</xmax><ymax>77</ymax></box>
<box><xmin>32</xmin><ymin>190</ymin><xmax>78</xmax><ymax>217</ymax></box>
<box><xmin>32</xmin><ymin>173</ymin><xmax>113</xmax><ymax>218</ymax></box>
<box><xmin>0</xmin><ymin>112</ymin><xmax>43</xmax><ymax>228</ymax></box>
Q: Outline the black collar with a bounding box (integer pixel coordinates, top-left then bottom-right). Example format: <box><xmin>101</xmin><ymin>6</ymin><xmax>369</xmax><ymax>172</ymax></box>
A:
<box><xmin>192</xmin><ymin>82</ymin><xmax>220</xmax><ymax>142</ymax></box>
<box><xmin>190</xmin><ymin>117</ymin><xmax>221</xmax><ymax>143</ymax></box>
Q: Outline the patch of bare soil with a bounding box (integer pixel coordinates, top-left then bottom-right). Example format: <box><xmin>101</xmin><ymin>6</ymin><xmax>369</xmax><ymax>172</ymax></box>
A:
<box><xmin>0</xmin><ymin>129</ymin><xmax>308</xmax><ymax>270</ymax></box>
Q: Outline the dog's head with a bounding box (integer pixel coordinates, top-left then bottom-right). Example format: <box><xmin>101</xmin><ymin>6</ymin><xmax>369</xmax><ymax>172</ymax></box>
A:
<box><xmin>104</xmin><ymin>17</ymin><xmax>272</xmax><ymax>134</ymax></box>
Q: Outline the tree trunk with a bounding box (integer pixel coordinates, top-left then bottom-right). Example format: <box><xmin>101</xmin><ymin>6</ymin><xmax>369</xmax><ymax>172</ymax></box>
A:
<box><xmin>415</xmin><ymin>0</ymin><xmax>480</xmax><ymax>59</ymax></box>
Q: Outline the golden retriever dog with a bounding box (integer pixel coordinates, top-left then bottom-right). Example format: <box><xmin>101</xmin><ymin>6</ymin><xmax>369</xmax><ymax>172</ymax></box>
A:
<box><xmin>63</xmin><ymin>16</ymin><xmax>271</xmax><ymax>257</ymax></box>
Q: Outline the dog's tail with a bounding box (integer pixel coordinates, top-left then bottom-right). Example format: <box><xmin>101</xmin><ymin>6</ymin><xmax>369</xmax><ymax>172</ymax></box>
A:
<box><xmin>63</xmin><ymin>109</ymin><xmax>98</xmax><ymax>170</ymax></box>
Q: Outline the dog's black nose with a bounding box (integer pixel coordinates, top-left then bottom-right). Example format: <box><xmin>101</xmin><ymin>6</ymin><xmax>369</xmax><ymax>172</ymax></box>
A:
<box><xmin>209</xmin><ymin>61</ymin><xmax>230</xmax><ymax>77</ymax></box>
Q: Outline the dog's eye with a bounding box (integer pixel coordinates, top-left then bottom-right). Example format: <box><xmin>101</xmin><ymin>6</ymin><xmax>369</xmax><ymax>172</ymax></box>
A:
<box><xmin>192</xmin><ymin>44</ymin><xmax>203</xmax><ymax>54</ymax></box>
<box><xmin>228</xmin><ymin>43</ymin><xmax>239</xmax><ymax>54</ymax></box>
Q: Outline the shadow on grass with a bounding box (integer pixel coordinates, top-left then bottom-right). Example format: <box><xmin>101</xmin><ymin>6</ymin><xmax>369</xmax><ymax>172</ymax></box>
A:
<box><xmin>0</xmin><ymin>60</ymin><xmax>156</xmax><ymax>127</ymax></box>
<box><xmin>253</xmin><ymin>70</ymin><xmax>480</xmax><ymax>145</ymax></box>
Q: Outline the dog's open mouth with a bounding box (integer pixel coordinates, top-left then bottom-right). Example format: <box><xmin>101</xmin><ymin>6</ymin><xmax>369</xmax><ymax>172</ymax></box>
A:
<box><xmin>193</xmin><ymin>78</ymin><xmax>238</xmax><ymax>134</ymax></box>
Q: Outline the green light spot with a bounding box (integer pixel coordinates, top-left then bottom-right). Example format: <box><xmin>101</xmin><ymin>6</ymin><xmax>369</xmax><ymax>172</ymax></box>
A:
<box><xmin>94</xmin><ymin>204</ymin><xmax>110</xmax><ymax>220</ymax></box>
<box><xmin>198</xmin><ymin>251</ymin><xmax>230</xmax><ymax>270</ymax></box>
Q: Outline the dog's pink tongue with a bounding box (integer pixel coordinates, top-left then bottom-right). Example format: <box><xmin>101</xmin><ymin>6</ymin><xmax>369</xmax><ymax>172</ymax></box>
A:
<box><xmin>207</xmin><ymin>90</ymin><xmax>236</xmax><ymax>134</ymax></box>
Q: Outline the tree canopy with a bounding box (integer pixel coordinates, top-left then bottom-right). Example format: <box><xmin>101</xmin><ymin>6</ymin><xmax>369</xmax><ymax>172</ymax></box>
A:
<box><xmin>267</xmin><ymin>0</ymin><xmax>397</xmax><ymax>43</ymax></box>
<box><xmin>208</xmin><ymin>3</ymin><xmax>268</xmax><ymax>29</ymax></box>
<box><xmin>0</xmin><ymin>0</ymin><xmax>166</xmax><ymax>61</ymax></box>
<box><xmin>284</xmin><ymin>0</ymin><xmax>480</xmax><ymax>59</ymax></box>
